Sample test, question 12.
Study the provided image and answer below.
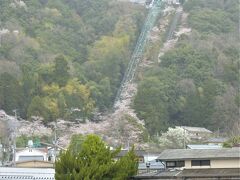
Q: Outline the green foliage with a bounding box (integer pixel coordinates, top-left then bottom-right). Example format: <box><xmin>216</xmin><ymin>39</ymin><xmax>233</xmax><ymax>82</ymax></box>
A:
<box><xmin>27</xmin><ymin>96</ymin><xmax>51</xmax><ymax>122</ymax></box>
<box><xmin>63</xmin><ymin>79</ymin><xmax>95</xmax><ymax>119</ymax></box>
<box><xmin>184</xmin><ymin>0</ymin><xmax>238</xmax><ymax>34</ymax></box>
<box><xmin>112</xmin><ymin>148</ymin><xmax>138</xmax><ymax>180</ymax></box>
<box><xmin>53</xmin><ymin>55</ymin><xmax>70</xmax><ymax>87</ymax></box>
<box><xmin>134</xmin><ymin>77</ymin><xmax>171</xmax><ymax>135</ymax></box>
<box><xmin>134</xmin><ymin>0</ymin><xmax>239</xmax><ymax>136</ymax></box>
<box><xmin>55</xmin><ymin>134</ymin><xmax>138</xmax><ymax>180</ymax></box>
<box><xmin>68</xmin><ymin>134</ymin><xmax>86</xmax><ymax>155</ymax></box>
<box><xmin>26</xmin><ymin>77</ymin><xmax>95</xmax><ymax>122</ymax></box>
<box><xmin>88</xmin><ymin>78</ymin><xmax>112</xmax><ymax>111</ymax></box>
<box><xmin>0</xmin><ymin>73</ymin><xmax>23</xmax><ymax>115</ymax></box>
<box><xmin>188</xmin><ymin>9</ymin><xmax>234</xmax><ymax>34</ymax></box>
<box><xmin>16</xmin><ymin>134</ymin><xmax>52</xmax><ymax>148</ymax></box>
<box><xmin>0</xmin><ymin>0</ymin><xmax>145</xmax><ymax>122</ymax></box>
<box><xmin>134</xmin><ymin>43</ymin><xmax>235</xmax><ymax>135</ymax></box>
<box><xmin>84</xmin><ymin>35</ymin><xmax>131</xmax><ymax>107</ymax></box>
<box><xmin>223</xmin><ymin>136</ymin><xmax>240</xmax><ymax>148</ymax></box>
<box><xmin>16</xmin><ymin>135</ymin><xmax>29</xmax><ymax>148</ymax></box>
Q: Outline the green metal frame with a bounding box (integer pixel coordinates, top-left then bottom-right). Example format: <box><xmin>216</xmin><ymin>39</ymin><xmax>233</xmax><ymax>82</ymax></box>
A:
<box><xmin>114</xmin><ymin>0</ymin><xmax>164</xmax><ymax>106</ymax></box>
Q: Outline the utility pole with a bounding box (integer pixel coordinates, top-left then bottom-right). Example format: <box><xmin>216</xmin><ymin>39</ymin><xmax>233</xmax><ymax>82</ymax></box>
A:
<box><xmin>53</xmin><ymin>120</ymin><xmax>58</xmax><ymax>164</ymax></box>
<box><xmin>12</xmin><ymin>109</ymin><xmax>17</xmax><ymax>166</ymax></box>
<box><xmin>127</xmin><ymin>138</ymin><xmax>130</xmax><ymax>151</ymax></box>
<box><xmin>183</xmin><ymin>127</ymin><xmax>186</xmax><ymax>149</ymax></box>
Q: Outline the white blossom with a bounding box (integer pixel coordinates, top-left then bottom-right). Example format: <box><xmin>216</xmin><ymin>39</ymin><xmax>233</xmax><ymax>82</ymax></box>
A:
<box><xmin>159</xmin><ymin>127</ymin><xmax>191</xmax><ymax>149</ymax></box>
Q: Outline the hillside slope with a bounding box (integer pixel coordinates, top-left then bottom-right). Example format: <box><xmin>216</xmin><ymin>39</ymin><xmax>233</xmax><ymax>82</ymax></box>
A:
<box><xmin>134</xmin><ymin>0</ymin><xmax>239</xmax><ymax>136</ymax></box>
<box><xmin>0</xmin><ymin>0</ymin><xmax>239</xmax><ymax>148</ymax></box>
<box><xmin>0</xmin><ymin>0</ymin><xmax>145</xmax><ymax>121</ymax></box>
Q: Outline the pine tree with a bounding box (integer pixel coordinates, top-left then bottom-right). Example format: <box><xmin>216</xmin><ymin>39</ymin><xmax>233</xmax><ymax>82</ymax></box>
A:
<box><xmin>53</xmin><ymin>55</ymin><xmax>70</xmax><ymax>87</ymax></box>
<box><xmin>55</xmin><ymin>134</ymin><xmax>138</xmax><ymax>180</ymax></box>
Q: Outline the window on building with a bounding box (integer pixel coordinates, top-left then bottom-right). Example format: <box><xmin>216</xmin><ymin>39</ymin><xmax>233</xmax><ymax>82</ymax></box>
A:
<box><xmin>191</xmin><ymin>160</ymin><xmax>201</xmax><ymax>166</ymax></box>
<box><xmin>19</xmin><ymin>155</ymin><xmax>44</xmax><ymax>161</ymax></box>
<box><xmin>166</xmin><ymin>161</ymin><xmax>176</xmax><ymax>167</ymax></box>
<box><xmin>191</xmin><ymin>160</ymin><xmax>210</xmax><ymax>166</ymax></box>
<box><xmin>201</xmin><ymin>160</ymin><xmax>210</xmax><ymax>166</ymax></box>
<box><xmin>176</xmin><ymin>161</ymin><xmax>185</xmax><ymax>167</ymax></box>
<box><xmin>166</xmin><ymin>161</ymin><xmax>185</xmax><ymax>168</ymax></box>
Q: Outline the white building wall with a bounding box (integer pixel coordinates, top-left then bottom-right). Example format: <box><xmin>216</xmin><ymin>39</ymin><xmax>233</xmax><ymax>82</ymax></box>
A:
<box><xmin>16</xmin><ymin>149</ymin><xmax>47</xmax><ymax>161</ymax></box>
<box><xmin>185</xmin><ymin>159</ymin><xmax>240</xmax><ymax>169</ymax></box>
<box><xmin>211</xmin><ymin>159</ymin><xmax>240</xmax><ymax>168</ymax></box>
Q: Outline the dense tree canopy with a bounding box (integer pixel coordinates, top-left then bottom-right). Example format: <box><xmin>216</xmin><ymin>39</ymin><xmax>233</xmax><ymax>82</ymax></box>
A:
<box><xmin>0</xmin><ymin>0</ymin><xmax>145</xmax><ymax>121</ymax></box>
<box><xmin>55</xmin><ymin>134</ymin><xmax>138</xmax><ymax>180</ymax></box>
<box><xmin>0</xmin><ymin>0</ymin><xmax>238</xmax><ymax>138</ymax></box>
<box><xmin>134</xmin><ymin>0</ymin><xmax>239</xmax><ymax>136</ymax></box>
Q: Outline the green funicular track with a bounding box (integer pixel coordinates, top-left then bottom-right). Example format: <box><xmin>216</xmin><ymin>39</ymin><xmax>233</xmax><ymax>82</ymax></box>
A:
<box><xmin>114</xmin><ymin>0</ymin><xmax>164</xmax><ymax>107</ymax></box>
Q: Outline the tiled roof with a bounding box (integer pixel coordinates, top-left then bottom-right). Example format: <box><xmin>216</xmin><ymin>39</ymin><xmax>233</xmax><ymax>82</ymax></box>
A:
<box><xmin>179</xmin><ymin>168</ymin><xmax>240</xmax><ymax>177</ymax></box>
<box><xmin>157</xmin><ymin>148</ymin><xmax>240</xmax><ymax>160</ymax></box>
<box><xmin>206</xmin><ymin>137</ymin><xmax>229</xmax><ymax>143</ymax></box>
<box><xmin>133</xmin><ymin>168</ymin><xmax>240</xmax><ymax>179</ymax></box>
<box><xmin>134</xmin><ymin>170</ymin><xmax>182</xmax><ymax>179</ymax></box>
<box><xmin>186</xmin><ymin>144</ymin><xmax>222</xmax><ymax>149</ymax></box>
<box><xmin>177</xmin><ymin>126</ymin><xmax>212</xmax><ymax>133</ymax></box>
<box><xmin>0</xmin><ymin>167</ymin><xmax>55</xmax><ymax>179</ymax></box>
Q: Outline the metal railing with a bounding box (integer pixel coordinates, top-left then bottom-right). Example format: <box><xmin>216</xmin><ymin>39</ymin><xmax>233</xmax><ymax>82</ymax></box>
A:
<box><xmin>114</xmin><ymin>0</ymin><xmax>164</xmax><ymax>107</ymax></box>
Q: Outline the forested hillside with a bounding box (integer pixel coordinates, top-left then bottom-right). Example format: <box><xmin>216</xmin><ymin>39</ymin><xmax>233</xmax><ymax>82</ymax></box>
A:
<box><xmin>0</xmin><ymin>0</ymin><xmax>239</xmax><ymax>139</ymax></box>
<box><xmin>134</xmin><ymin>0</ymin><xmax>239</xmax><ymax>136</ymax></box>
<box><xmin>0</xmin><ymin>0</ymin><xmax>145</xmax><ymax>121</ymax></box>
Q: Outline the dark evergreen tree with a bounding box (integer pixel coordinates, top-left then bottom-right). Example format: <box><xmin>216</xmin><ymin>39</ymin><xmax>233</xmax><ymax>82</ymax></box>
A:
<box><xmin>53</xmin><ymin>55</ymin><xmax>70</xmax><ymax>87</ymax></box>
<box><xmin>55</xmin><ymin>134</ymin><xmax>138</xmax><ymax>180</ymax></box>
<box><xmin>0</xmin><ymin>73</ymin><xmax>23</xmax><ymax>115</ymax></box>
